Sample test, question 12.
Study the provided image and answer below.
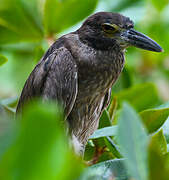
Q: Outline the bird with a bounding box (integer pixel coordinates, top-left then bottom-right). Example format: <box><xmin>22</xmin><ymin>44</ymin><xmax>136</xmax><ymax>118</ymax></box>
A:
<box><xmin>16</xmin><ymin>12</ymin><xmax>162</xmax><ymax>155</ymax></box>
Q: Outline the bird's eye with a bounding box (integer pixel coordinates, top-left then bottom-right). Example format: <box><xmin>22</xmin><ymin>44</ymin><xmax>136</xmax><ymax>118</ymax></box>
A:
<box><xmin>102</xmin><ymin>23</ymin><xmax>118</xmax><ymax>33</ymax></box>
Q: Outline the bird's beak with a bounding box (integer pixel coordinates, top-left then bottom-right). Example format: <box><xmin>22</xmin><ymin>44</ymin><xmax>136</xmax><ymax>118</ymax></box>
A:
<box><xmin>121</xmin><ymin>29</ymin><xmax>163</xmax><ymax>52</ymax></box>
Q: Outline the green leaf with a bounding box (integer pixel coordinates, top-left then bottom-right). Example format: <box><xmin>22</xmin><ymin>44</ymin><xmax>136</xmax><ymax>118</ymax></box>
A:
<box><xmin>150</xmin><ymin>129</ymin><xmax>167</xmax><ymax>155</ymax></box>
<box><xmin>79</xmin><ymin>159</ymin><xmax>128</xmax><ymax>180</ymax></box>
<box><xmin>151</xmin><ymin>0</ymin><xmax>169</xmax><ymax>11</ymax></box>
<box><xmin>0</xmin><ymin>44</ymin><xmax>37</xmax><ymax>92</ymax></box>
<box><xmin>2</xmin><ymin>105</ymin><xmax>15</xmax><ymax>115</ymax></box>
<box><xmin>0</xmin><ymin>55</ymin><xmax>8</xmax><ymax>66</ymax></box>
<box><xmin>34</xmin><ymin>45</ymin><xmax>45</xmax><ymax>63</ymax></box>
<box><xmin>97</xmin><ymin>151</ymin><xmax>114</xmax><ymax>164</ymax></box>
<box><xmin>20</xmin><ymin>0</ymin><xmax>44</xmax><ymax>31</ymax></box>
<box><xmin>104</xmin><ymin>137</ymin><xmax>122</xmax><ymax>158</ymax></box>
<box><xmin>43</xmin><ymin>0</ymin><xmax>98</xmax><ymax>35</ymax></box>
<box><xmin>0</xmin><ymin>97</ymin><xmax>18</xmax><ymax>108</ymax></box>
<box><xmin>117</xmin><ymin>102</ymin><xmax>148</xmax><ymax>180</ymax></box>
<box><xmin>120</xmin><ymin>66</ymin><xmax>133</xmax><ymax>89</ymax></box>
<box><xmin>110</xmin><ymin>0</ymin><xmax>143</xmax><ymax>12</ymax></box>
<box><xmin>0</xmin><ymin>100</ymin><xmax>83</xmax><ymax>180</ymax></box>
<box><xmin>92</xmin><ymin>137</ymin><xmax>107</xmax><ymax>149</ymax></box>
<box><xmin>84</xmin><ymin>140</ymin><xmax>95</xmax><ymax>161</ymax></box>
<box><xmin>0</xmin><ymin>102</ymin><xmax>15</xmax><ymax>117</ymax></box>
<box><xmin>148</xmin><ymin>131</ymin><xmax>169</xmax><ymax>180</ymax></box>
<box><xmin>89</xmin><ymin>126</ymin><xmax>117</xmax><ymax>139</ymax></box>
<box><xmin>0</xmin><ymin>0</ymin><xmax>43</xmax><ymax>44</ymax></box>
<box><xmin>116</xmin><ymin>83</ymin><xmax>160</xmax><ymax>112</ymax></box>
<box><xmin>162</xmin><ymin>117</ymin><xmax>169</xmax><ymax>144</ymax></box>
<box><xmin>99</xmin><ymin>110</ymin><xmax>111</xmax><ymax>128</ymax></box>
<box><xmin>157</xmin><ymin>101</ymin><xmax>169</xmax><ymax>109</ymax></box>
<box><xmin>111</xmin><ymin>67</ymin><xmax>134</xmax><ymax>93</ymax></box>
<box><xmin>140</xmin><ymin>102</ymin><xmax>169</xmax><ymax>133</ymax></box>
<box><xmin>0</xmin><ymin>117</ymin><xmax>17</xmax><ymax>161</ymax></box>
<box><xmin>108</xmin><ymin>96</ymin><xmax>118</xmax><ymax>122</ymax></box>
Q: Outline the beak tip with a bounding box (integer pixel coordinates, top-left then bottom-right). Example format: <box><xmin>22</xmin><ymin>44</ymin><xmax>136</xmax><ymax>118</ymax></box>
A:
<box><xmin>148</xmin><ymin>43</ymin><xmax>163</xmax><ymax>53</ymax></box>
<box><xmin>160</xmin><ymin>48</ymin><xmax>164</xmax><ymax>52</ymax></box>
<box><xmin>155</xmin><ymin>46</ymin><xmax>163</xmax><ymax>53</ymax></box>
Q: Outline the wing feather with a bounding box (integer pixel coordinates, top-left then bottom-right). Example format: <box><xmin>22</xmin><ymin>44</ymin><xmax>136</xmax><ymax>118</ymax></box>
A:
<box><xmin>16</xmin><ymin>47</ymin><xmax>78</xmax><ymax>117</ymax></box>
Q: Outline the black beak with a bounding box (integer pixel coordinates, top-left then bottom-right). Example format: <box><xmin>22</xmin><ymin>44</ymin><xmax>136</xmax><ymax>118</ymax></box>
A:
<box><xmin>122</xmin><ymin>29</ymin><xmax>163</xmax><ymax>52</ymax></box>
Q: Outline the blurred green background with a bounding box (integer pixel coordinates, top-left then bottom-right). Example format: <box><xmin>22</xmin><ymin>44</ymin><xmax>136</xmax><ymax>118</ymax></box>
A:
<box><xmin>0</xmin><ymin>0</ymin><xmax>169</xmax><ymax>180</ymax></box>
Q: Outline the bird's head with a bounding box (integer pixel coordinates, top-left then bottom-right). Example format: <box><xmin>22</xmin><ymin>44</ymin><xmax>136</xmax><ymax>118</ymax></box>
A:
<box><xmin>78</xmin><ymin>12</ymin><xmax>163</xmax><ymax>52</ymax></box>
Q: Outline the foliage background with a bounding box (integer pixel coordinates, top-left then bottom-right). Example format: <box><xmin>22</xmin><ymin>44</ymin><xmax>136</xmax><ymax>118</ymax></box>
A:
<box><xmin>0</xmin><ymin>0</ymin><xmax>169</xmax><ymax>180</ymax></box>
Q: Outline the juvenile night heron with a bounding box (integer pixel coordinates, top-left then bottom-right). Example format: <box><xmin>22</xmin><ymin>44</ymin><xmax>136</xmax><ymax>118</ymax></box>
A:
<box><xmin>16</xmin><ymin>12</ymin><xmax>162</xmax><ymax>155</ymax></box>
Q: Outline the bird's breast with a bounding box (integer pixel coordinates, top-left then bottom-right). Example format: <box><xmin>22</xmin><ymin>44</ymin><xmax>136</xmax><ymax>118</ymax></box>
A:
<box><xmin>68</xmin><ymin>49</ymin><xmax>124</xmax><ymax>144</ymax></box>
<box><xmin>77</xmin><ymin>49</ymin><xmax>125</xmax><ymax>98</ymax></box>
<box><xmin>66</xmin><ymin>34</ymin><xmax>125</xmax><ymax>145</ymax></box>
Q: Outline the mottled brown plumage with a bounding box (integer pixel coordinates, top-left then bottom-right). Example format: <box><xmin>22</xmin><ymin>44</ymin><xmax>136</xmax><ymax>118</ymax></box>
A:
<box><xmin>16</xmin><ymin>12</ymin><xmax>162</xmax><ymax>155</ymax></box>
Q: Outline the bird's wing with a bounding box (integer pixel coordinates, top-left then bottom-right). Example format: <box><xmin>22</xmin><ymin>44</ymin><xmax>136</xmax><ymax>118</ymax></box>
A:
<box><xmin>16</xmin><ymin>47</ymin><xmax>78</xmax><ymax>117</ymax></box>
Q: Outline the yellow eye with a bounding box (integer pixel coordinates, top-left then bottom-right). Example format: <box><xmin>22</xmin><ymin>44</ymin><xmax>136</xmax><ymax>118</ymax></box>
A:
<box><xmin>102</xmin><ymin>23</ymin><xmax>118</xmax><ymax>33</ymax></box>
